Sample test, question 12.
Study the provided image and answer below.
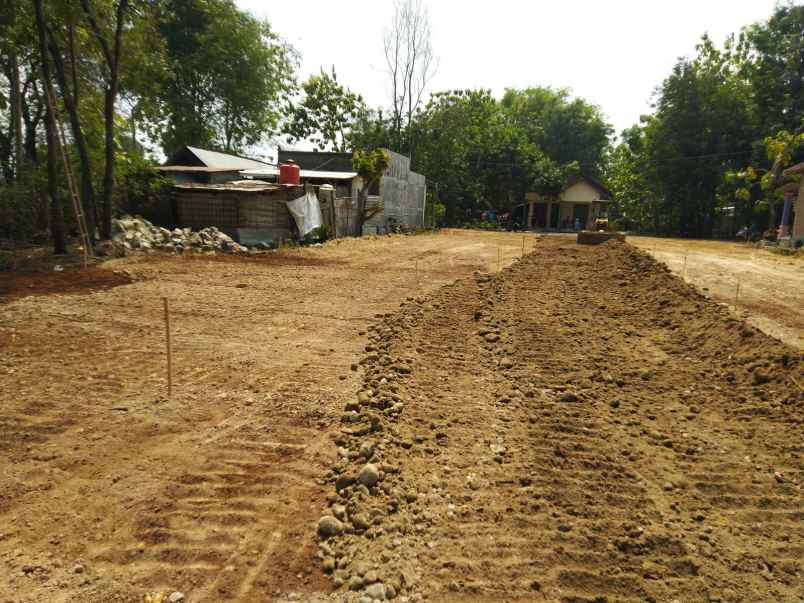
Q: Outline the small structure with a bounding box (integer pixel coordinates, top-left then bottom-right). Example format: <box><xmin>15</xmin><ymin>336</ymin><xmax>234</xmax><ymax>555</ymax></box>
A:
<box><xmin>241</xmin><ymin>148</ymin><xmax>427</xmax><ymax>235</ymax></box>
<box><xmin>782</xmin><ymin>162</ymin><xmax>804</xmax><ymax>244</ymax></box>
<box><xmin>526</xmin><ymin>175</ymin><xmax>612</xmax><ymax>231</ymax></box>
<box><xmin>158</xmin><ymin>145</ymin><xmax>273</xmax><ymax>184</ymax></box>
<box><xmin>173</xmin><ymin>180</ymin><xmax>301</xmax><ymax>245</ymax></box>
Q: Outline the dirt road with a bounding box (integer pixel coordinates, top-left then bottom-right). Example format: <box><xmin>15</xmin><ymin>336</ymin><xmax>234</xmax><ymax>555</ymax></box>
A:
<box><xmin>0</xmin><ymin>230</ymin><xmax>530</xmax><ymax>602</ymax></box>
<box><xmin>631</xmin><ymin>236</ymin><xmax>804</xmax><ymax>349</ymax></box>
<box><xmin>324</xmin><ymin>237</ymin><xmax>803</xmax><ymax>602</ymax></box>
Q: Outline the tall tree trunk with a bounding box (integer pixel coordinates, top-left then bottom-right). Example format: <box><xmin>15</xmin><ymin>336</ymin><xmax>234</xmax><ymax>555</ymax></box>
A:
<box><xmin>355</xmin><ymin>186</ymin><xmax>367</xmax><ymax>237</ymax></box>
<box><xmin>47</xmin><ymin>26</ymin><xmax>98</xmax><ymax>243</ymax></box>
<box><xmin>6</xmin><ymin>0</ymin><xmax>24</xmax><ymax>180</ymax></box>
<box><xmin>80</xmin><ymin>0</ymin><xmax>129</xmax><ymax>240</ymax></box>
<box><xmin>22</xmin><ymin>80</ymin><xmax>43</xmax><ymax>166</ymax></box>
<box><xmin>101</xmin><ymin>84</ymin><xmax>116</xmax><ymax>238</ymax></box>
<box><xmin>33</xmin><ymin>0</ymin><xmax>67</xmax><ymax>254</ymax></box>
<box><xmin>10</xmin><ymin>58</ymin><xmax>23</xmax><ymax>180</ymax></box>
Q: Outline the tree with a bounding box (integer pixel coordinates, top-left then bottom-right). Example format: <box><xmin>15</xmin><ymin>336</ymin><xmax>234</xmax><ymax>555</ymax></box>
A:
<box><xmin>615</xmin><ymin>5</ymin><xmax>804</xmax><ymax>238</ymax></box>
<box><xmin>157</xmin><ymin>0</ymin><xmax>297</xmax><ymax>155</ymax></box>
<box><xmin>32</xmin><ymin>0</ymin><xmax>67</xmax><ymax>253</ymax></box>
<box><xmin>606</xmin><ymin>125</ymin><xmax>656</xmax><ymax>231</ymax></box>
<box><xmin>349</xmin><ymin>107</ymin><xmax>395</xmax><ymax>152</ymax></box>
<box><xmin>501</xmin><ymin>87</ymin><xmax>613</xmax><ymax>177</ymax></box>
<box><xmin>46</xmin><ymin>5</ymin><xmax>98</xmax><ymax>242</ymax></box>
<box><xmin>79</xmin><ymin>0</ymin><xmax>130</xmax><ymax>240</ymax></box>
<box><xmin>741</xmin><ymin>3</ymin><xmax>804</xmax><ymax>135</ymax></box>
<box><xmin>352</xmin><ymin>148</ymin><xmax>389</xmax><ymax>236</ymax></box>
<box><xmin>383</xmin><ymin>0</ymin><xmax>436</xmax><ymax>155</ymax></box>
<box><xmin>411</xmin><ymin>89</ymin><xmax>567</xmax><ymax>224</ymax></box>
<box><xmin>3</xmin><ymin>0</ymin><xmax>24</xmax><ymax>182</ymax></box>
<box><xmin>726</xmin><ymin>130</ymin><xmax>804</xmax><ymax>230</ymax></box>
<box><xmin>640</xmin><ymin>35</ymin><xmax>757</xmax><ymax>236</ymax></box>
<box><xmin>283</xmin><ymin>67</ymin><xmax>365</xmax><ymax>152</ymax></box>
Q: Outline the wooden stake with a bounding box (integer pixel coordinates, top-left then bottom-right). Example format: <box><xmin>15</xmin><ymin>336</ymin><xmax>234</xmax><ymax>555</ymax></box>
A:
<box><xmin>498</xmin><ymin>247</ymin><xmax>502</xmax><ymax>272</ymax></box>
<box><xmin>682</xmin><ymin>253</ymin><xmax>688</xmax><ymax>281</ymax></box>
<box><xmin>521</xmin><ymin>236</ymin><xmax>526</xmax><ymax>257</ymax></box>
<box><xmin>734</xmin><ymin>281</ymin><xmax>741</xmax><ymax>309</ymax></box>
<box><xmin>163</xmin><ymin>297</ymin><xmax>173</xmax><ymax>398</ymax></box>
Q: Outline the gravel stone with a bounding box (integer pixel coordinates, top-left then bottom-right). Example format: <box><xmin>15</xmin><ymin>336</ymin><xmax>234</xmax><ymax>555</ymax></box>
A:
<box><xmin>358</xmin><ymin>463</ymin><xmax>381</xmax><ymax>488</ymax></box>
<box><xmin>317</xmin><ymin>515</ymin><xmax>344</xmax><ymax>539</ymax></box>
<box><xmin>364</xmin><ymin>582</ymin><xmax>387</xmax><ymax>600</ymax></box>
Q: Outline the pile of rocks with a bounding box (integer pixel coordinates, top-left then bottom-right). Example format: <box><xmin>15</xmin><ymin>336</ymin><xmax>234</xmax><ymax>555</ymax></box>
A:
<box><xmin>96</xmin><ymin>215</ymin><xmax>248</xmax><ymax>256</ymax></box>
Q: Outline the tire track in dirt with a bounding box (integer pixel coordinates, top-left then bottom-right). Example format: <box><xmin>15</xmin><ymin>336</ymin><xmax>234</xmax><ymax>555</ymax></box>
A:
<box><xmin>318</xmin><ymin>238</ymin><xmax>802</xmax><ymax>602</ymax></box>
<box><xmin>88</xmin><ymin>366</ymin><xmax>337</xmax><ymax>602</ymax></box>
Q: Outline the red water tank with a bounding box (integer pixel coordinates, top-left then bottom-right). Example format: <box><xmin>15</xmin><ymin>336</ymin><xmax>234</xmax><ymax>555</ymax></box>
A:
<box><xmin>279</xmin><ymin>160</ymin><xmax>300</xmax><ymax>185</ymax></box>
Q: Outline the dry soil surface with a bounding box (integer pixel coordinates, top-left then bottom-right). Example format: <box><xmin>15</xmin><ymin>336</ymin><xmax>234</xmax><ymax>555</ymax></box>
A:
<box><xmin>0</xmin><ymin>230</ymin><xmax>530</xmax><ymax>603</ymax></box>
<box><xmin>1</xmin><ymin>232</ymin><xmax>802</xmax><ymax>603</ymax></box>
<box><xmin>322</xmin><ymin>237</ymin><xmax>802</xmax><ymax>603</ymax></box>
<box><xmin>631</xmin><ymin>236</ymin><xmax>804</xmax><ymax>350</ymax></box>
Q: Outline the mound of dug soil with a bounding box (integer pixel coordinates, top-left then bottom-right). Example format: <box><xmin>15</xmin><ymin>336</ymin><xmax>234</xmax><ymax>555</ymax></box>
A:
<box><xmin>0</xmin><ymin>266</ymin><xmax>135</xmax><ymax>303</ymax></box>
<box><xmin>318</xmin><ymin>238</ymin><xmax>802</xmax><ymax>602</ymax></box>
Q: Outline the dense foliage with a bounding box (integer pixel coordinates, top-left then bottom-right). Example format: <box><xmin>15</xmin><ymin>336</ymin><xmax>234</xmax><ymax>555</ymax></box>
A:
<box><xmin>0</xmin><ymin>0</ymin><xmax>297</xmax><ymax>249</ymax></box>
<box><xmin>607</xmin><ymin>3</ymin><xmax>804</xmax><ymax>237</ymax></box>
<box><xmin>157</xmin><ymin>0</ymin><xmax>297</xmax><ymax>155</ymax></box>
<box><xmin>2</xmin><ymin>1</ymin><xmax>800</xmax><ymax>251</ymax></box>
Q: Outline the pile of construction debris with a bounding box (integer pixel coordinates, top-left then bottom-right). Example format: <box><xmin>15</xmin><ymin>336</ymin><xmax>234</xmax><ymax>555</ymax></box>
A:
<box><xmin>96</xmin><ymin>215</ymin><xmax>248</xmax><ymax>256</ymax></box>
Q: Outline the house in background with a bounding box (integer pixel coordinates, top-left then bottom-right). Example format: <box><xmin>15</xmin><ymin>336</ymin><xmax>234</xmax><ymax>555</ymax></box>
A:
<box><xmin>526</xmin><ymin>174</ymin><xmax>612</xmax><ymax>230</ymax></box>
<box><xmin>157</xmin><ymin>145</ymin><xmax>273</xmax><ymax>184</ymax></box>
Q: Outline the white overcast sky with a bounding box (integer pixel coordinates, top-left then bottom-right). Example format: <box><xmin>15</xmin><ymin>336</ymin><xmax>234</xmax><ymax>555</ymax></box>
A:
<box><xmin>238</xmin><ymin>0</ymin><xmax>778</xmax><ymax>140</ymax></box>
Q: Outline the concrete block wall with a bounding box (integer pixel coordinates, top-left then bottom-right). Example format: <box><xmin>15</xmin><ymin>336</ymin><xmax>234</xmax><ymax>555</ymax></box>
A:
<box><xmin>364</xmin><ymin>150</ymin><xmax>426</xmax><ymax>233</ymax></box>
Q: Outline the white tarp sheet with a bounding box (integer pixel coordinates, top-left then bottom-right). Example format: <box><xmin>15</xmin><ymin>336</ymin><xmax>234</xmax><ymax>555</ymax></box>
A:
<box><xmin>286</xmin><ymin>191</ymin><xmax>323</xmax><ymax>237</ymax></box>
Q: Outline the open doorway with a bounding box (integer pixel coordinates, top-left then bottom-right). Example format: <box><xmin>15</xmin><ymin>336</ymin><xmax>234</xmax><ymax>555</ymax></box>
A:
<box><xmin>572</xmin><ymin>204</ymin><xmax>589</xmax><ymax>229</ymax></box>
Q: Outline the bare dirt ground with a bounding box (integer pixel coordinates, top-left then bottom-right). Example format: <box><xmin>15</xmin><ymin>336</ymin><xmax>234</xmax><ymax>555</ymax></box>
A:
<box><xmin>631</xmin><ymin>236</ymin><xmax>804</xmax><ymax>350</ymax></box>
<box><xmin>324</xmin><ymin>237</ymin><xmax>802</xmax><ymax>603</ymax></box>
<box><xmin>0</xmin><ymin>230</ymin><xmax>530</xmax><ymax>603</ymax></box>
<box><xmin>1</xmin><ymin>232</ymin><xmax>802</xmax><ymax>603</ymax></box>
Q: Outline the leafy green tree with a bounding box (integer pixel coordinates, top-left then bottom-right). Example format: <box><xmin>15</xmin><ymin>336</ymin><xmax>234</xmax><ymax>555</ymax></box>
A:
<box><xmin>642</xmin><ymin>35</ymin><xmax>757</xmax><ymax>236</ymax></box>
<box><xmin>726</xmin><ymin>130</ymin><xmax>804</xmax><ymax>229</ymax></box>
<box><xmin>352</xmin><ymin>148</ymin><xmax>389</xmax><ymax>236</ymax></box>
<box><xmin>45</xmin><ymin>2</ymin><xmax>101</xmax><ymax>241</ymax></box>
<box><xmin>501</xmin><ymin>87</ymin><xmax>612</xmax><ymax>177</ymax></box>
<box><xmin>740</xmin><ymin>2</ymin><xmax>804</xmax><ymax>135</ymax></box>
<box><xmin>283</xmin><ymin>67</ymin><xmax>365</xmax><ymax>152</ymax></box>
<box><xmin>348</xmin><ymin>107</ymin><xmax>395</xmax><ymax>152</ymax></box>
<box><xmin>606</xmin><ymin>125</ymin><xmax>656</xmax><ymax>231</ymax></box>
<box><xmin>157</xmin><ymin>0</ymin><xmax>297</xmax><ymax>155</ymax></box>
<box><xmin>412</xmin><ymin>89</ymin><xmax>566</xmax><ymax>224</ymax></box>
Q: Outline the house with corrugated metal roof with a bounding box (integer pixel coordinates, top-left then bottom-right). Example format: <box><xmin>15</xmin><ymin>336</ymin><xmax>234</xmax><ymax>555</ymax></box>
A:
<box><xmin>157</xmin><ymin>145</ymin><xmax>273</xmax><ymax>184</ymax></box>
<box><xmin>241</xmin><ymin>148</ymin><xmax>427</xmax><ymax>235</ymax></box>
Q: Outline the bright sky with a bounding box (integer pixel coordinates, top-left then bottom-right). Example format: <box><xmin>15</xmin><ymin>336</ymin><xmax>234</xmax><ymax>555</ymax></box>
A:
<box><xmin>239</xmin><ymin>0</ymin><xmax>777</xmax><ymax>141</ymax></box>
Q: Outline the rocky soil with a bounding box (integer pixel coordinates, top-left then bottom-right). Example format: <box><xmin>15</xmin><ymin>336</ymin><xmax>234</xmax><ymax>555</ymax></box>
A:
<box><xmin>318</xmin><ymin>238</ymin><xmax>803</xmax><ymax>602</ymax></box>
